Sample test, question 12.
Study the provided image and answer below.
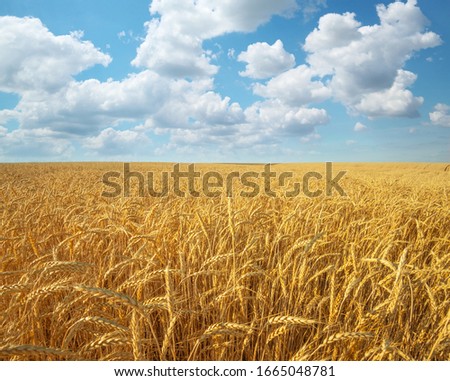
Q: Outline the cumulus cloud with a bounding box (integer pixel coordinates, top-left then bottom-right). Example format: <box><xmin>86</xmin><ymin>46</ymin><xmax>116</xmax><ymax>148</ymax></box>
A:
<box><xmin>0</xmin><ymin>16</ymin><xmax>111</xmax><ymax>93</ymax></box>
<box><xmin>148</xmin><ymin>0</ymin><xmax>297</xmax><ymax>38</ymax></box>
<box><xmin>429</xmin><ymin>104</ymin><xmax>450</xmax><ymax>128</ymax></box>
<box><xmin>238</xmin><ymin>40</ymin><xmax>295</xmax><ymax>79</ymax></box>
<box><xmin>354</xmin><ymin>122</ymin><xmax>367</xmax><ymax>132</ymax></box>
<box><xmin>160</xmin><ymin>97</ymin><xmax>329</xmax><ymax>151</ymax></box>
<box><xmin>145</xmin><ymin>78</ymin><xmax>245</xmax><ymax>134</ymax></box>
<box><xmin>245</xmin><ymin>99</ymin><xmax>329</xmax><ymax>136</ymax></box>
<box><xmin>13</xmin><ymin>70</ymin><xmax>170</xmax><ymax>135</ymax></box>
<box><xmin>0</xmin><ymin>109</ymin><xmax>19</xmax><ymax>125</ymax></box>
<box><xmin>84</xmin><ymin>127</ymin><xmax>151</xmax><ymax>156</ymax></box>
<box><xmin>351</xmin><ymin>70</ymin><xmax>423</xmax><ymax>118</ymax></box>
<box><xmin>0</xmin><ymin>128</ymin><xmax>73</xmax><ymax>159</ymax></box>
<box><xmin>244</xmin><ymin>63</ymin><xmax>330</xmax><ymax>143</ymax></box>
<box><xmin>133</xmin><ymin>0</ymin><xmax>297</xmax><ymax>78</ymax></box>
<box><xmin>190</xmin><ymin>91</ymin><xmax>245</xmax><ymax>126</ymax></box>
<box><xmin>132</xmin><ymin>19</ymin><xmax>218</xmax><ymax>78</ymax></box>
<box><xmin>253</xmin><ymin>65</ymin><xmax>331</xmax><ymax>106</ymax></box>
<box><xmin>131</xmin><ymin>0</ymin><xmax>329</xmax><ymax>145</ymax></box>
<box><xmin>14</xmin><ymin>70</ymin><xmax>243</xmax><ymax>142</ymax></box>
<box><xmin>303</xmin><ymin>0</ymin><xmax>442</xmax><ymax>117</ymax></box>
<box><xmin>0</xmin><ymin>0</ymin><xmax>444</xmax><ymax>160</ymax></box>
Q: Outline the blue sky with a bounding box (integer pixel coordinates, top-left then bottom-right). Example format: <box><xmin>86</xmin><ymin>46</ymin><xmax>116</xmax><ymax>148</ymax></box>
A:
<box><xmin>0</xmin><ymin>0</ymin><xmax>449</xmax><ymax>162</ymax></box>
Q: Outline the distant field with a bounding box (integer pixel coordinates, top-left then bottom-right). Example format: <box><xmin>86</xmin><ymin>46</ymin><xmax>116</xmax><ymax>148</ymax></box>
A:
<box><xmin>0</xmin><ymin>162</ymin><xmax>449</xmax><ymax>360</ymax></box>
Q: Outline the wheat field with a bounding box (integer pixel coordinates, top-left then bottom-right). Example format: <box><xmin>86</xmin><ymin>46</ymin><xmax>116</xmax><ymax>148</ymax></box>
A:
<box><xmin>0</xmin><ymin>162</ymin><xmax>449</xmax><ymax>361</ymax></box>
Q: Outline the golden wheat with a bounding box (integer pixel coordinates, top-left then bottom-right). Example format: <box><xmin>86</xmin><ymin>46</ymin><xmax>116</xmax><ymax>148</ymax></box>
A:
<box><xmin>0</xmin><ymin>162</ymin><xmax>448</xmax><ymax>360</ymax></box>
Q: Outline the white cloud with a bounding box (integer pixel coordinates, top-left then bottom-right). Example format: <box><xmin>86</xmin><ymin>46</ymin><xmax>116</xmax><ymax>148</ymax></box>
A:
<box><xmin>0</xmin><ymin>1</ymin><xmax>444</xmax><ymax>161</ymax></box>
<box><xmin>0</xmin><ymin>109</ymin><xmax>19</xmax><ymax>125</ymax></box>
<box><xmin>1</xmin><ymin>3</ymin><xmax>324</xmax><ymax>155</ymax></box>
<box><xmin>70</xmin><ymin>30</ymin><xmax>85</xmax><ymax>39</ymax></box>
<box><xmin>132</xmin><ymin>2</ymin><xmax>334</xmax><ymax>150</ymax></box>
<box><xmin>132</xmin><ymin>19</ymin><xmax>218</xmax><ymax>78</ymax></box>
<box><xmin>354</xmin><ymin>122</ymin><xmax>367</xmax><ymax>132</ymax></box>
<box><xmin>145</xmin><ymin>78</ymin><xmax>244</xmax><ymax>132</ymax></box>
<box><xmin>84</xmin><ymin>127</ymin><xmax>151</xmax><ymax>156</ymax></box>
<box><xmin>0</xmin><ymin>128</ymin><xmax>73</xmax><ymax>159</ymax></box>
<box><xmin>149</xmin><ymin>0</ymin><xmax>297</xmax><ymax>38</ymax></box>
<box><xmin>13</xmin><ymin>70</ymin><xmax>170</xmax><ymax>135</ymax></box>
<box><xmin>253</xmin><ymin>65</ymin><xmax>331</xmax><ymax>106</ymax></box>
<box><xmin>0</xmin><ymin>16</ymin><xmax>111</xmax><ymax>93</ymax></box>
<box><xmin>190</xmin><ymin>91</ymin><xmax>245</xmax><ymax>126</ymax></box>
<box><xmin>132</xmin><ymin>0</ymin><xmax>297</xmax><ymax>78</ymax></box>
<box><xmin>9</xmin><ymin>70</ymin><xmax>238</xmax><ymax>146</ymax></box>
<box><xmin>245</xmin><ymin>99</ymin><xmax>329</xmax><ymax>136</ymax></box>
<box><xmin>430</xmin><ymin>103</ymin><xmax>450</xmax><ymax>128</ymax></box>
<box><xmin>303</xmin><ymin>0</ymin><xmax>442</xmax><ymax>118</ymax></box>
<box><xmin>238</xmin><ymin>40</ymin><xmax>295</xmax><ymax>79</ymax></box>
<box><xmin>352</xmin><ymin>70</ymin><xmax>423</xmax><ymax>118</ymax></box>
<box><xmin>159</xmin><ymin>97</ymin><xmax>329</xmax><ymax>151</ymax></box>
<box><xmin>304</xmin><ymin>12</ymin><xmax>362</xmax><ymax>56</ymax></box>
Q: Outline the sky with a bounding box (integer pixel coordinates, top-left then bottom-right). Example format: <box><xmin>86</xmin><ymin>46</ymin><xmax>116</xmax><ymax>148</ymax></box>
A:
<box><xmin>0</xmin><ymin>0</ymin><xmax>449</xmax><ymax>163</ymax></box>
